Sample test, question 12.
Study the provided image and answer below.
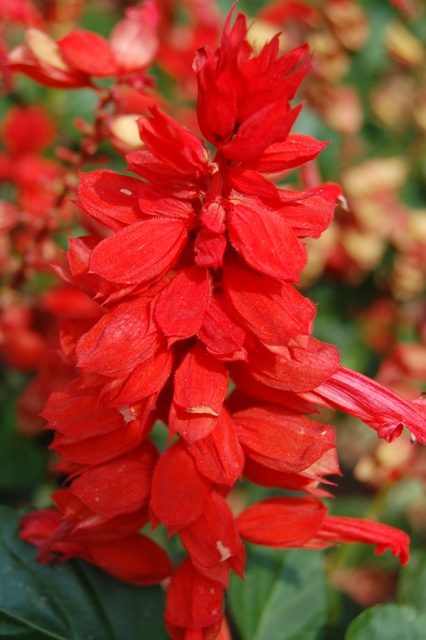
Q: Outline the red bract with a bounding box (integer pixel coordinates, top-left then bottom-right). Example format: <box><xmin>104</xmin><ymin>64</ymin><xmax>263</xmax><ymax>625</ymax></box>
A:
<box><xmin>18</xmin><ymin>5</ymin><xmax>422</xmax><ymax>638</ymax></box>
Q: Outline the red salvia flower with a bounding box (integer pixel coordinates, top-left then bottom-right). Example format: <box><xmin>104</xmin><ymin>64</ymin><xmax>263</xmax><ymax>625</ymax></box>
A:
<box><xmin>17</xmin><ymin>6</ymin><xmax>425</xmax><ymax>638</ymax></box>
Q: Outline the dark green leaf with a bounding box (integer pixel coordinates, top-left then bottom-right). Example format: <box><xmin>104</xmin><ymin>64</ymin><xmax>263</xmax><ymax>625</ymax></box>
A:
<box><xmin>398</xmin><ymin>550</ymin><xmax>426</xmax><ymax>614</ymax></box>
<box><xmin>344</xmin><ymin>604</ymin><xmax>426</xmax><ymax>640</ymax></box>
<box><xmin>0</xmin><ymin>507</ymin><xmax>167</xmax><ymax>640</ymax></box>
<box><xmin>228</xmin><ymin>546</ymin><xmax>326</xmax><ymax>640</ymax></box>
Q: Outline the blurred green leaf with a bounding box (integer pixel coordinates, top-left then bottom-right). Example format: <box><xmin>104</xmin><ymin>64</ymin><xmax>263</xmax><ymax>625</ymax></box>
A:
<box><xmin>228</xmin><ymin>546</ymin><xmax>326</xmax><ymax>640</ymax></box>
<box><xmin>398</xmin><ymin>550</ymin><xmax>426</xmax><ymax>614</ymax></box>
<box><xmin>344</xmin><ymin>604</ymin><xmax>426</xmax><ymax>640</ymax></box>
<box><xmin>0</xmin><ymin>507</ymin><xmax>167</xmax><ymax>640</ymax></box>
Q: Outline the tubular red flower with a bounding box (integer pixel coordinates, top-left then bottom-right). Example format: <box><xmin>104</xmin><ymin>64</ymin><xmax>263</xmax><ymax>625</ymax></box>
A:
<box><xmin>304</xmin><ymin>365</ymin><xmax>426</xmax><ymax>444</ymax></box>
<box><xmin>316</xmin><ymin>516</ymin><xmax>410</xmax><ymax>565</ymax></box>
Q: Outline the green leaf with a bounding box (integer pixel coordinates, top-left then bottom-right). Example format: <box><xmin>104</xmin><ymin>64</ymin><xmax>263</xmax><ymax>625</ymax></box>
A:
<box><xmin>228</xmin><ymin>546</ymin><xmax>326</xmax><ymax>640</ymax></box>
<box><xmin>0</xmin><ymin>507</ymin><xmax>167</xmax><ymax>640</ymax></box>
<box><xmin>344</xmin><ymin>604</ymin><xmax>426</xmax><ymax>640</ymax></box>
<box><xmin>398</xmin><ymin>550</ymin><xmax>426</xmax><ymax>614</ymax></box>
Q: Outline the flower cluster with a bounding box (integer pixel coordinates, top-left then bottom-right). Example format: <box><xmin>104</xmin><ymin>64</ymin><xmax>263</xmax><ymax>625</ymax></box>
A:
<box><xmin>16</xmin><ymin>6</ymin><xmax>426</xmax><ymax>639</ymax></box>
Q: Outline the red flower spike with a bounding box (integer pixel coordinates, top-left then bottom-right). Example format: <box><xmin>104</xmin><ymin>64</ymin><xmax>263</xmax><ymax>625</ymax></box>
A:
<box><xmin>227</xmin><ymin>197</ymin><xmax>307</xmax><ymax>281</ymax></box>
<box><xmin>188</xmin><ymin>408</ymin><xmax>245</xmax><ymax>486</ymax></box>
<box><xmin>89</xmin><ymin>218</ymin><xmax>187</xmax><ymax>285</ymax></box>
<box><xmin>58</xmin><ymin>30</ymin><xmax>117</xmax><ymax>77</ymax></box>
<box><xmin>150</xmin><ymin>440</ymin><xmax>211</xmax><ymax>528</ymax></box>
<box><xmin>154</xmin><ymin>267</ymin><xmax>212</xmax><ymax>345</ymax></box>
<box><xmin>233</xmin><ymin>405</ymin><xmax>335</xmax><ymax>474</ymax></box>
<box><xmin>165</xmin><ymin>558</ymin><xmax>224</xmax><ymax>636</ymax></box>
<box><xmin>179</xmin><ymin>492</ymin><xmax>246</xmax><ymax>577</ymax></box>
<box><xmin>194</xmin><ymin>5</ymin><xmax>310</xmax><ymax>154</ymax></box>
<box><xmin>77</xmin><ymin>171</ymin><xmax>144</xmax><ymax>232</ymax></box>
<box><xmin>237</xmin><ymin>497</ymin><xmax>327</xmax><ymax>548</ymax></box>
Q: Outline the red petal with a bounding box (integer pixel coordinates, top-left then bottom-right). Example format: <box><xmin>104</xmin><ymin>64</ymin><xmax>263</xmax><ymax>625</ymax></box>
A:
<box><xmin>154</xmin><ymin>267</ymin><xmax>211</xmax><ymax>345</ymax></box>
<box><xmin>194</xmin><ymin>228</ymin><xmax>227</xmax><ymax>268</ymax></box>
<box><xmin>173</xmin><ymin>343</ymin><xmax>228</xmax><ymax>418</ymax></box>
<box><xmin>233</xmin><ymin>405</ymin><xmax>335</xmax><ymax>473</ymax></box>
<box><xmin>188</xmin><ymin>408</ymin><xmax>245</xmax><ymax>486</ymax></box>
<box><xmin>138</xmin><ymin>184</ymin><xmax>195</xmax><ymax>222</ymax></box>
<box><xmin>243</xmin><ymin>458</ymin><xmax>331</xmax><ymax>496</ymax></box>
<box><xmin>198</xmin><ymin>294</ymin><xmax>247</xmax><ymax>361</ymax></box>
<box><xmin>150</xmin><ymin>440</ymin><xmax>211</xmax><ymax>528</ymax></box>
<box><xmin>126</xmin><ymin>150</ymin><xmax>204</xmax><ymax>199</ymax></box>
<box><xmin>84</xmin><ymin>534</ymin><xmax>172</xmax><ymax>584</ymax></box>
<box><xmin>53</xmin><ymin>419</ymin><xmax>143</xmax><ymax>466</ymax></box>
<box><xmin>228</xmin><ymin>198</ymin><xmax>306</xmax><ymax>281</ymax></box>
<box><xmin>58</xmin><ymin>30</ymin><xmax>117</xmax><ymax>77</ymax></box>
<box><xmin>237</xmin><ymin>497</ymin><xmax>327</xmax><ymax>547</ymax></box>
<box><xmin>168</xmin><ymin>403</ymin><xmax>219</xmax><ymax>444</ymax></box>
<box><xmin>77</xmin><ymin>171</ymin><xmax>143</xmax><ymax>231</ymax></box>
<box><xmin>245</xmin><ymin>135</ymin><xmax>329</xmax><ymax>173</ymax></box>
<box><xmin>42</xmin><ymin>378</ymin><xmax>123</xmax><ymax>440</ymax></box>
<box><xmin>195</xmin><ymin>49</ymin><xmax>238</xmax><ymax>144</ymax></box>
<box><xmin>165</xmin><ymin>558</ymin><xmax>224</xmax><ymax>629</ymax></box>
<box><xmin>110</xmin><ymin>5</ymin><xmax>158</xmax><ymax>71</ymax></box>
<box><xmin>70</xmin><ymin>446</ymin><xmax>157</xmax><ymax>518</ymax></box>
<box><xmin>276</xmin><ymin>193</ymin><xmax>335</xmax><ymax>239</ymax></box>
<box><xmin>76</xmin><ymin>298</ymin><xmax>156</xmax><ymax>376</ymax></box>
<box><xmin>223</xmin><ymin>103</ymin><xmax>302</xmax><ymax>163</ymax></box>
<box><xmin>138</xmin><ymin>106</ymin><xmax>209</xmax><ymax>175</ymax></box>
<box><xmin>179</xmin><ymin>492</ymin><xmax>245</xmax><ymax>577</ymax></box>
<box><xmin>248</xmin><ymin>338</ymin><xmax>341</xmax><ymax>393</ymax></box>
<box><xmin>89</xmin><ymin>219</ymin><xmax>186</xmax><ymax>285</ymax></box>
<box><xmin>105</xmin><ymin>349</ymin><xmax>173</xmax><ymax>406</ymax></box>
<box><xmin>223</xmin><ymin>264</ymin><xmax>315</xmax><ymax>349</ymax></box>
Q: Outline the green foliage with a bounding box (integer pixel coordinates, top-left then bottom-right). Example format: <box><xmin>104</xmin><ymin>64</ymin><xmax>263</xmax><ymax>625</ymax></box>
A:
<box><xmin>228</xmin><ymin>546</ymin><xmax>327</xmax><ymax>640</ymax></box>
<box><xmin>344</xmin><ymin>604</ymin><xmax>426</xmax><ymax>640</ymax></box>
<box><xmin>398</xmin><ymin>550</ymin><xmax>426</xmax><ymax>614</ymax></box>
